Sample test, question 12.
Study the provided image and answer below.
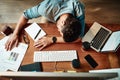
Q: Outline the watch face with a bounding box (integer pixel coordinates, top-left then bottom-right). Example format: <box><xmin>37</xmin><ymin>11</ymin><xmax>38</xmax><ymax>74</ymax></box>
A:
<box><xmin>52</xmin><ymin>37</ymin><xmax>57</xmax><ymax>43</ymax></box>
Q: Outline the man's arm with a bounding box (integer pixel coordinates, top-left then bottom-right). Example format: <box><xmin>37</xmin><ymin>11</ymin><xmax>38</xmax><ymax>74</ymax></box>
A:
<box><xmin>34</xmin><ymin>36</ymin><xmax>81</xmax><ymax>50</ymax></box>
<box><xmin>14</xmin><ymin>14</ymin><xmax>28</xmax><ymax>35</ymax></box>
<box><xmin>5</xmin><ymin>15</ymin><xmax>28</xmax><ymax>51</ymax></box>
<box><xmin>56</xmin><ymin>36</ymin><xmax>81</xmax><ymax>43</ymax></box>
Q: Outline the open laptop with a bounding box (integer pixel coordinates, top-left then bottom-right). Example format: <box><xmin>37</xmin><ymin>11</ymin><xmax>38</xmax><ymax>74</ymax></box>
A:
<box><xmin>82</xmin><ymin>22</ymin><xmax>120</xmax><ymax>52</ymax></box>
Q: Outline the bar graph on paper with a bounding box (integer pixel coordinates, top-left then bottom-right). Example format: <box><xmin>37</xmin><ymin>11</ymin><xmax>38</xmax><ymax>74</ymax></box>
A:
<box><xmin>8</xmin><ymin>52</ymin><xmax>19</xmax><ymax>61</ymax></box>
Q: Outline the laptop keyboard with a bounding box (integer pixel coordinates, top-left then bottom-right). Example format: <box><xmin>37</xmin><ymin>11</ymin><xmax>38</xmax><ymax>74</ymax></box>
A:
<box><xmin>91</xmin><ymin>27</ymin><xmax>110</xmax><ymax>50</ymax></box>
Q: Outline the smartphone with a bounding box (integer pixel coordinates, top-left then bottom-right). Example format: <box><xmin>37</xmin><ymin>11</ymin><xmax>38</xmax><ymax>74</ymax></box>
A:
<box><xmin>84</xmin><ymin>54</ymin><xmax>98</xmax><ymax>68</ymax></box>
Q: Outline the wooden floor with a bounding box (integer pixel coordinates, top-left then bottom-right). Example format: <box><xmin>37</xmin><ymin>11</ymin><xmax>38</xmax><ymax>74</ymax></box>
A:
<box><xmin>83</xmin><ymin>0</ymin><xmax>120</xmax><ymax>24</ymax></box>
<box><xmin>0</xmin><ymin>0</ymin><xmax>120</xmax><ymax>24</ymax></box>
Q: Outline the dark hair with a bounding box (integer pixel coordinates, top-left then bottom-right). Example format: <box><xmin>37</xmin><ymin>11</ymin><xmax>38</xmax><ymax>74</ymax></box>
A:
<box><xmin>62</xmin><ymin>15</ymin><xmax>81</xmax><ymax>42</ymax></box>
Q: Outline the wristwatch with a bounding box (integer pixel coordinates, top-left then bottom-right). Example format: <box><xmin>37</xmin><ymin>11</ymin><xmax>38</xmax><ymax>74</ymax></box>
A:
<box><xmin>52</xmin><ymin>36</ymin><xmax>57</xmax><ymax>43</ymax></box>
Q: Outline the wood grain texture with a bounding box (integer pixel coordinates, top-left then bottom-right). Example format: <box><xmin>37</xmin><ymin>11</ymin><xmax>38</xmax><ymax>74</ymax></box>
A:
<box><xmin>1</xmin><ymin>23</ymin><xmax>119</xmax><ymax>72</ymax></box>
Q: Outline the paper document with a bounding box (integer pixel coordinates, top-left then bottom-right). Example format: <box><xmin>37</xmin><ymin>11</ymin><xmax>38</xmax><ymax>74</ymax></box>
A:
<box><xmin>101</xmin><ymin>31</ymin><xmax>120</xmax><ymax>52</ymax></box>
<box><xmin>25</xmin><ymin>22</ymin><xmax>46</xmax><ymax>41</ymax></box>
<box><xmin>0</xmin><ymin>36</ymin><xmax>28</xmax><ymax>72</ymax></box>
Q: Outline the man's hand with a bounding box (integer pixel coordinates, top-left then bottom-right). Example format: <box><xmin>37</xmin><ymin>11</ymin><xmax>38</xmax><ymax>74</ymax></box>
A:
<box><xmin>34</xmin><ymin>36</ymin><xmax>53</xmax><ymax>50</ymax></box>
<box><xmin>5</xmin><ymin>34</ymin><xmax>19</xmax><ymax>51</ymax></box>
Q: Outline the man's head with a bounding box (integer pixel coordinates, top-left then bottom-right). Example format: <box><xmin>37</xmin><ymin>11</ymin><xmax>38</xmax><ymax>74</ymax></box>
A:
<box><xmin>56</xmin><ymin>14</ymin><xmax>81</xmax><ymax>42</ymax></box>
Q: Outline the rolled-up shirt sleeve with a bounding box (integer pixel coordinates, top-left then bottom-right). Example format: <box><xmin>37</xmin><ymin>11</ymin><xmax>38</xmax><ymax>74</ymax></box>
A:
<box><xmin>23</xmin><ymin>4</ymin><xmax>41</xmax><ymax>19</ymax></box>
<box><xmin>75</xmin><ymin>2</ymin><xmax>85</xmax><ymax>38</ymax></box>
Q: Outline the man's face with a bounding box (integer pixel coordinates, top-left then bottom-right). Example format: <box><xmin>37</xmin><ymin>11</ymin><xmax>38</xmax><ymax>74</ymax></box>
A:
<box><xmin>56</xmin><ymin>19</ymin><xmax>64</xmax><ymax>36</ymax></box>
<box><xmin>56</xmin><ymin>14</ymin><xmax>68</xmax><ymax>36</ymax></box>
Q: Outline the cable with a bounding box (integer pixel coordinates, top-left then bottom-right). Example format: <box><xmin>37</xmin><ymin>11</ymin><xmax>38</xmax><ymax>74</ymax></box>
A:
<box><xmin>54</xmin><ymin>61</ymin><xmax>57</xmax><ymax>71</ymax></box>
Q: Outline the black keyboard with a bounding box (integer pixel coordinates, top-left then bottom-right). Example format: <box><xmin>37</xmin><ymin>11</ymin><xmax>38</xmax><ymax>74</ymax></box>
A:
<box><xmin>91</xmin><ymin>27</ymin><xmax>110</xmax><ymax>50</ymax></box>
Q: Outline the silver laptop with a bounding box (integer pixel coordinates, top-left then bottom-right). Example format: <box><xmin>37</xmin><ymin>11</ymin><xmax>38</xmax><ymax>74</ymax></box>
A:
<box><xmin>82</xmin><ymin>22</ymin><xmax>120</xmax><ymax>52</ymax></box>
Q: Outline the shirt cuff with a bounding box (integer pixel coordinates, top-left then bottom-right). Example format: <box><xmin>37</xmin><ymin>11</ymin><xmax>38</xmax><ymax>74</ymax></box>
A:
<box><xmin>23</xmin><ymin>11</ymin><xmax>29</xmax><ymax>19</ymax></box>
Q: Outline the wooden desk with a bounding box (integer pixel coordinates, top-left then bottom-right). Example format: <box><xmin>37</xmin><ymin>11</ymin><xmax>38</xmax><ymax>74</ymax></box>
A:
<box><xmin>0</xmin><ymin>23</ymin><xmax>120</xmax><ymax>72</ymax></box>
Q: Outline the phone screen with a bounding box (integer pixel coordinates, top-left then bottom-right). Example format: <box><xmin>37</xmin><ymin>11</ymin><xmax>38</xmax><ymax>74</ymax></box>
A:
<box><xmin>84</xmin><ymin>54</ymin><xmax>98</xmax><ymax>68</ymax></box>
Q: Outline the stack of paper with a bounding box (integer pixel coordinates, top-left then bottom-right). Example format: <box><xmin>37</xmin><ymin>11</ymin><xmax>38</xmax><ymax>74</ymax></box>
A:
<box><xmin>0</xmin><ymin>36</ymin><xmax>28</xmax><ymax>72</ymax></box>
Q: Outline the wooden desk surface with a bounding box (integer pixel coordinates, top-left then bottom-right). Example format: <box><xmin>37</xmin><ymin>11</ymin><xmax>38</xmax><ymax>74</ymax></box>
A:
<box><xmin>0</xmin><ymin>23</ymin><xmax>120</xmax><ymax>72</ymax></box>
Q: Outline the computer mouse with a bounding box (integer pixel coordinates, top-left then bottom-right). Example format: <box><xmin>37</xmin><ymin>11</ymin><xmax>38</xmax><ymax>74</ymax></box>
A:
<box><xmin>72</xmin><ymin>59</ymin><xmax>80</xmax><ymax>68</ymax></box>
<box><xmin>82</xmin><ymin>41</ymin><xmax>90</xmax><ymax>50</ymax></box>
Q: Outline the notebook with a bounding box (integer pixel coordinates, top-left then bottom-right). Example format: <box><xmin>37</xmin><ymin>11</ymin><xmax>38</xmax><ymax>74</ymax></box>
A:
<box><xmin>82</xmin><ymin>22</ymin><xmax>120</xmax><ymax>52</ymax></box>
<box><xmin>25</xmin><ymin>22</ymin><xmax>46</xmax><ymax>41</ymax></box>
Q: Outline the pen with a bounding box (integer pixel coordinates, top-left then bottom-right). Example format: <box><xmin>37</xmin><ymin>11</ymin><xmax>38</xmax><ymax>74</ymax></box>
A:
<box><xmin>34</xmin><ymin>29</ymin><xmax>41</xmax><ymax>39</ymax></box>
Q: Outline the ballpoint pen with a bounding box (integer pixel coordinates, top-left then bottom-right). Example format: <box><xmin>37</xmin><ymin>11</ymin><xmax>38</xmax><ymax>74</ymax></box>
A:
<box><xmin>34</xmin><ymin>29</ymin><xmax>41</xmax><ymax>39</ymax></box>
